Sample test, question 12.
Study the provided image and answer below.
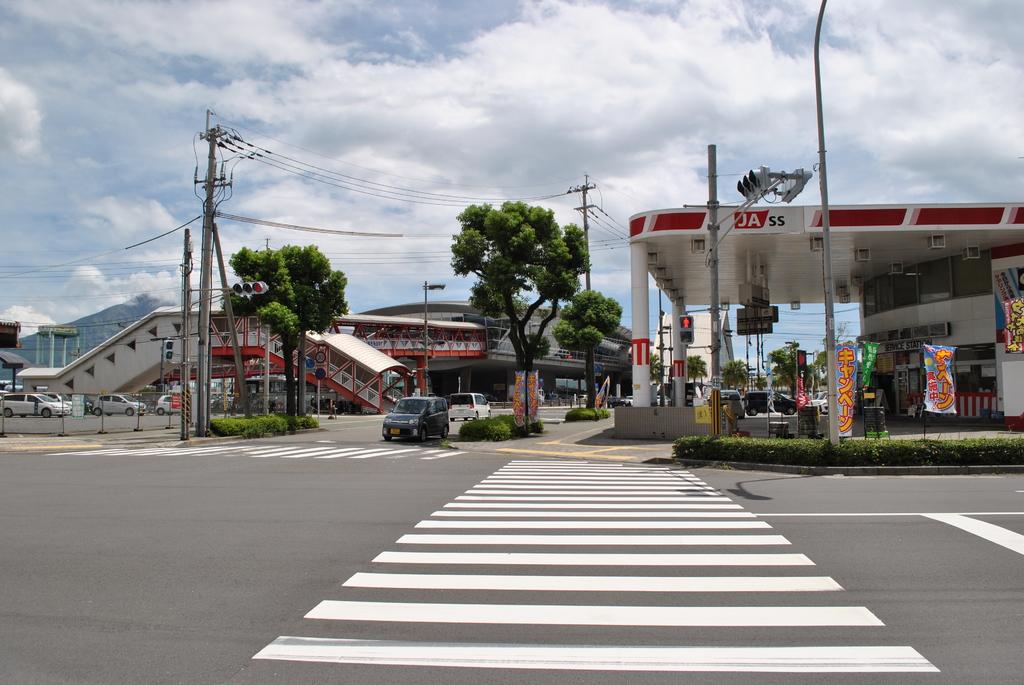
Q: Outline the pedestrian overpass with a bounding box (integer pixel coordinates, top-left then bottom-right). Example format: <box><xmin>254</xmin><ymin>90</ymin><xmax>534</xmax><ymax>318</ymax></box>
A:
<box><xmin>18</xmin><ymin>308</ymin><xmax>414</xmax><ymax>414</ymax></box>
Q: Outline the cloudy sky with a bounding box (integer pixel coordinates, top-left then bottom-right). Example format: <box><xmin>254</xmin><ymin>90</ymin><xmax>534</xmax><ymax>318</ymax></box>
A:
<box><xmin>1</xmin><ymin>0</ymin><xmax>1022</xmax><ymax>358</ymax></box>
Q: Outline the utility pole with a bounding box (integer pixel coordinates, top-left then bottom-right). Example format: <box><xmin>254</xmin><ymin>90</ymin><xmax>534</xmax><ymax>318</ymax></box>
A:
<box><xmin>180</xmin><ymin>227</ymin><xmax>193</xmax><ymax>441</ymax></box>
<box><xmin>569</xmin><ymin>175</ymin><xmax>597</xmax><ymax>290</ymax></box>
<box><xmin>707</xmin><ymin>145</ymin><xmax>722</xmax><ymax>435</ymax></box>
<box><xmin>195</xmin><ymin>110</ymin><xmax>230</xmax><ymax>437</ymax></box>
<box><xmin>657</xmin><ymin>292</ymin><xmax>666</xmax><ymax>407</ymax></box>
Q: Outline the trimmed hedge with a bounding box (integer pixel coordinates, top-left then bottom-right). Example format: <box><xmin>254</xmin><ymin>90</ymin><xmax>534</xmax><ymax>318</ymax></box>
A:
<box><xmin>210</xmin><ymin>414</ymin><xmax>319</xmax><ymax>439</ymax></box>
<box><xmin>673</xmin><ymin>435</ymin><xmax>1024</xmax><ymax>467</ymax></box>
<box><xmin>565</xmin><ymin>407</ymin><xmax>612</xmax><ymax>422</ymax></box>
<box><xmin>459</xmin><ymin>415</ymin><xmax>544</xmax><ymax>441</ymax></box>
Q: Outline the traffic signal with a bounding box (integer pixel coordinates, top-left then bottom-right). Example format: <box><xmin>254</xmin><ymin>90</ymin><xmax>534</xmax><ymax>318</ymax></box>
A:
<box><xmin>679</xmin><ymin>315</ymin><xmax>695</xmax><ymax>345</ymax></box>
<box><xmin>163</xmin><ymin>339</ymin><xmax>174</xmax><ymax>361</ymax></box>
<box><xmin>737</xmin><ymin>166</ymin><xmax>771</xmax><ymax>202</ymax></box>
<box><xmin>231</xmin><ymin>281</ymin><xmax>270</xmax><ymax>298</ymax></box>
<box><xmin>778</xmin><ymin>169</ymin><xmax>813</xmax><ymax>203</ymax></box>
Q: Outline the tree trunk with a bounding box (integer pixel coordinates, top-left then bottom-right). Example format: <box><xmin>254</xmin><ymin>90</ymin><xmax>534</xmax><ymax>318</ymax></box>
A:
<box><xmin>282</xmin><ymin>338</ymin><xmax>296</xmax><ymax>416</ymax></box>
<box><xmin>296</xmin><ymin>330</ymin><xmax>307</xmax><ymax>416</ymax></box>
<box><xmin>585</xmin><ymin>346</ymin><xmax>596</xmax><ymax>408</ymax></box>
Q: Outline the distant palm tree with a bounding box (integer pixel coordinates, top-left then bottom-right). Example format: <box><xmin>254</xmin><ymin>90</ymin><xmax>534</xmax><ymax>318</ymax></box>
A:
<box><xmin>687</xmin><ymin>355</ymin><xmax>708</xmax><ymax>382</ymax></box>
<box><xmin>722</xmin><ymin>359</ymin><xmax>749</xmax><ymax>390</ymax></box>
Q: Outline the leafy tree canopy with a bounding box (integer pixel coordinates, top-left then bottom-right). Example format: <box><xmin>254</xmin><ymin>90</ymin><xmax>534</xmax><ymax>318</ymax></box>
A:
<box><xmin>687</xmin><ymin>355</ymin><xmax>708</xmax><ymax>381</ymax></box>
<box><xmin>452</xmin><ymin>202</ymin><xmax>588</xmax><ymax>371</ymax></box>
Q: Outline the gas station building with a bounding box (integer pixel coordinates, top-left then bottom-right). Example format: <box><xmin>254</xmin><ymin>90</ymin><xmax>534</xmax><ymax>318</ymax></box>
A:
<box><xmin>624</xmin><ymin>202</ymin><xmax>1024</xmax><ymax>434</ymax></box>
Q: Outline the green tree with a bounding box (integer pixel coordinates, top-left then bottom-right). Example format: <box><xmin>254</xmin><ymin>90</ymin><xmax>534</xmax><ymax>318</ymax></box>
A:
<box><xmin>768</xmin><ymin>346</ymin><xmax>799</xmax><ymax>395</ymax></box>
<box><xmin>230</xmin><ymin>245</ymin><xmax>348</xmax><ymax>416</ymax></box>
<box><xmin>452</xmin><ymin>202</ymin><xmax>588</xmax><ymax>431</ymax></box>
<box><xmin>553</xmin><ymin>290</ymin><xmax>622</xmax><ymax>408</ymax></box>
<box><xmin>722</xmin><ymin>359</ymin><xmax>749</xmax><ymax>390</ymax></box>
<box><xmin>650</xmin><ymin>354</ymin><xmax>664</xmax><ymax>383</ymax></box>
<box><xmin>687</xmin><ymin>355</ymin><xmax>708</xmax><ymax>383</ymax></box>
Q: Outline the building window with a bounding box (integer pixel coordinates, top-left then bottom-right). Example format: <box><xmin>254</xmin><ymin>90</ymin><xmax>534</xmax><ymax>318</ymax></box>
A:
<box><xmin>875</xmin><ymin>275</ymin><xmax>894</xmax><ymax>313</ymax></box>
<box><xmin>952</xmin><ymin>249</ymin><xmax>992</xmax><ymax>297</ymax></box>
<box><xmin>892</xmin><ymin>273</ymin><xmax>919</xmax><ymax>308</ymax></box>
<box><xmin>863</xmin><ymin>278</ymin><xmax>876</xmax><ymax>316</ymax></box>
<box><xmin>918</xmin><ymin>257</ymin><xmax>952</xmax><ymax>304</ymax></box>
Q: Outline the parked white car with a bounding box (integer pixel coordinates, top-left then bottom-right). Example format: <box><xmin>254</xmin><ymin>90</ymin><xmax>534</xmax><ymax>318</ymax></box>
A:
<box><xmin>155</xmin><ymin>394</ymin><xmax>180</xmax><ymax>415</ymax></box>
<box><xmin>1</xmin><ymin>392</ymin><xmax>71</xmax><ymax>418</ymax></box>
<box><xmin>93</xmin><ymin>394</ymin><xmax>146</xmax><ymax>416</ymax></box>
<box><xmin>448</xmin><ymin>393</ymin><xmax>491</xmax><ymax>421</ymax></box>
<box><xmin>809</xmin><ymin>391</ymin><xmax>829</xmax><ymax>414</ymax></box>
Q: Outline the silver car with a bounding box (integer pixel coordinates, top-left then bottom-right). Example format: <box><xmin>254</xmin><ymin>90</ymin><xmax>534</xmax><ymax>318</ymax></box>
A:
<box><xmin>93</xmin><ymin>394</ymin><xmax>146</xmax><ymax>416</ymax></box>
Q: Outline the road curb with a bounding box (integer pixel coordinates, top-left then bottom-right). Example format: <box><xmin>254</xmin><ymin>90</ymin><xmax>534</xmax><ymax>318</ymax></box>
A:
<box><xmin>677</xmin><ymin>458</ymin><xmax>1024</xmax><ymax>476</ymax></box>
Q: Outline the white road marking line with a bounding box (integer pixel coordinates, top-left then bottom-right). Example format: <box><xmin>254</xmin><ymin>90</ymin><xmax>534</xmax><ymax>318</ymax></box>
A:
<box><xmin>414</xmin><ymin>520</ymin><xmax>771</xmax><ymax>530</ymax></box>
<box><xmin>432</xmin><ymin>510</ymin><xmax>754</xmax><ymax>518</ymax></box>
<box><xmin>457</xmin><ymin>495</ymin><xmax>733</xmax><ymax>502</ymax></box>
<box><xmin>314</xmin><ymin>448</ymin><xmax>378</xmax><ymax>459</ymax></box>
<box><xmin>479</xmin><ymin>484</ymin><xmax>717</xmax><ymax>491</ymax></box>
<box><xmin>381</xmin><ymin>448</ymin><xmax>424</xmax><ymax>458</ymax></box>
<box><xmin>444</xmin><ymin>502</ymin><xmax>743</xmax><ymax>509</ymax></box>
<box><xmin>396</xmin><ymin>533</ymin><xmax>790</xmax><ymax>546</ymax></box>
<box><xmin>925</xmin><ymin>513</ymin><xmax>1024</xmax><ymax>556</ymax></box>
<box><xmin>315</xmin><ymin>440</ymin><xmax>334</xmax><ymax>443</ymax></box>
<box><xmin>421</xmin><ymin>454</ymin><xmax>453</xmax><ymax>460</ymax></box>
<box><xmin>467</xmin><ymin>490</ymin><xmax>724</xmax><ymax>496</ymax></box>
<box><xmin>343</xmin><ymin>573</ymin><xmax>842</xmax><ymax>592</ymax></box>
<box><xmin>253</xmin><ymin>639</ymin><xmax>937</xmax><ymax>673</ymax></box>
<box><xmin>305</xmin><ymin>601</ymin><xmax>880</xmax><ymax>627</ymax></box>
<box><xmin>279</xmin><ymin>448</ymin><xmax>352</xmax><ymax>459</ymax></box>
<box><xmin>349</xmin><ymin>449</ymin><xmax>406</xmax><ymax>459</ymax></box>
<box><xmin>483</xmin><ymin>479</ymin><xmax>712</xmax><ymax>485</ymax></box>
<box><xmin>372</xmin><ymin>551</ymin><xmax>813</xmax><ymax>566</ymax></box>
<box><xmin>50</xmin><ymin>448</ymin><xmax>127</xmax><ymax>455</ymax></box>
<box><xmin>242</xmin><ymin>447</ymin><xmax>314</xmax><ymax>457</ymax></box>
<box><xmin>757</xmin><ymin>511</ymin><xmax>1024</xmax><ymax>517</ymax></box>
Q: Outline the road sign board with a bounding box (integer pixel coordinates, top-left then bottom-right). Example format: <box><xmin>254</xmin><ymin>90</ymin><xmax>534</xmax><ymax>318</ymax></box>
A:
<box><xmin>314</xmin><ymin>349</ymin><xmax>327</xmax><ymax>365</ymax></box>
<box><xmin>314</xmin><ymin>368</ymin><xmax>327</xmax><ymax>380</ymax></box>
<box><xmin>737</xmin><ymin>320</ymin><xmax>773</xmax><ymax>336</ymax></box>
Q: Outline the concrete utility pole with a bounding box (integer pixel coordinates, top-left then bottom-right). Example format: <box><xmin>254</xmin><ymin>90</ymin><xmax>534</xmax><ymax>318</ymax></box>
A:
<box><xmin>180</xmin><ymin>227</ymin><xmax>192</xmax><ymax>441</ymax></box>
<box><xmin>195</xmin><ymin>110</ymin><xmax>231</xmax><ymax>436</ymax></box>
<box><xmin>707</xmin><ymin>145</ymin><xmax>722</xmax><ymax>435</ymax></box>
<box><xmin>814</xmin><ymin>0</ymin><xmax>841</xmax><ymax>444</ymax></box>
<box><xmin>569</xmin><ymin>176</ymin><xmax>597</xmax><ymax>291</ymax></box>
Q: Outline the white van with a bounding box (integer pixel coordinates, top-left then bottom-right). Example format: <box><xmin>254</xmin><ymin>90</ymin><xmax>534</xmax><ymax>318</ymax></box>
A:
<box><xmin>448</xmin><ymin>393</ymin><xmax>491</xmax><ymax>421</ymax></box>
<box><xmin>94</xmin><ymin>394</ymin><xmax>146</xmax><ymax>416</ymax></box>
<box><xmin>1</xmin><ymin>392</ymin><xmax>71</xmax><ymax>418</ymax></box>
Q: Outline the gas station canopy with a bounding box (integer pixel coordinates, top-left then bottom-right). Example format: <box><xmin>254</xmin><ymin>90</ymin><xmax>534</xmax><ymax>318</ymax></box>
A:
<box><xmin>628</xmin><ymin>203</ymin><xmax>1024</xmax><ymax>306</ymax></box>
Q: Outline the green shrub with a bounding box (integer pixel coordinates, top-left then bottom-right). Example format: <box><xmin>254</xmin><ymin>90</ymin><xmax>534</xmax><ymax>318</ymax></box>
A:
<box><xmin>458</xmin><ymin>415</ymin><xmax>543</xmax><ymax>440</ymax></box>
<box><xmin>459</xmin><ymin>416</ymin><xmax>514</xmax><ymax>441</ymax></box>
<box><xmin>211</xmin><ymin>415</ymin><xmax>288</xmax><ymax>438</ymax></box>
<box><xmin>673</xmin><ymin>435</ymin><xmax>1024</xmax><ymax>467</ymax></box>
<box><xmin>209</xmin><ymin>414</ymin><xmax>318</xmax><ymax>439</ymax></box>
<box><xmin>565</xmin><ymin>407</ymin><xmax>611</xmax><ymax>422</ymax></box>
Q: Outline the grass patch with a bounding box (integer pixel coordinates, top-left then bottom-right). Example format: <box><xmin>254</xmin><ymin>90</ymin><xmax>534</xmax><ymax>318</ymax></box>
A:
<box><xmin>673</xmin><ymin>435</ymin><xmax>1024</xmax><ymax>467</ymax></box>
<box><xmin>210</xmin><ymin>414</ymin><xmax>319</xmax><ymax>439</ymax></box>
<box><xmin>565</xmin><ymin>407</ymin><xmax>611</xmax><ymax>421</ymax></box>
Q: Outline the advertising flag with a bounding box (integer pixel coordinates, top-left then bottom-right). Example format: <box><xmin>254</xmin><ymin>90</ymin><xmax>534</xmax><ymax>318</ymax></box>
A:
<box><xmin>513</xmin><ymin>371</ymin><xmax>526</xmax><ymax>427</ymax></box>
<box><xmin>795</xmin><ymin>349</ymin><xmax>809</xmax><ymax>410</ymax></box>
<box><xmin>527</xmin><ymin>371</ymin><xmax>540</xmax><ymax>423</ymax></box>
<box><xmin>834</xmin><ymin>344</ymin><xmax>858</xmax><ymax>438</ymax></box>
<box><xmin>922</xmin><ymin>344</ymin><xmax>957</xmax><ymax>414</ymax></box>
<box><xmin>860</xmin><ymin>342</ymin><xmax>879</xmax><ymax>387</ymax></box>
<box><xmin>595</xmin><ymin>375</ymin><xmax>611</xmax><ymax>409</ymax></box>
<box><xmin>1004</xmin><ymin>298</ymin><xmax>1024</xmax><ymax>353</ymax></box>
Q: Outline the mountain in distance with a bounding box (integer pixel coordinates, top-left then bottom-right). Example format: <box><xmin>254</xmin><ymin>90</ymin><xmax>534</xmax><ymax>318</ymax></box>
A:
<box><xmin>4</xmin><ymin>295</ymin><xmax>175</xmax><ymax>368</ymax></box>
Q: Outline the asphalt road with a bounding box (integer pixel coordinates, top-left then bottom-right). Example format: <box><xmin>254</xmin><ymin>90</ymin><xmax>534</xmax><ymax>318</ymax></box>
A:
<box><xmin>2</xmin><ymin>420</ymin><xmax>1023</xmax><ymax>684</ymax></box>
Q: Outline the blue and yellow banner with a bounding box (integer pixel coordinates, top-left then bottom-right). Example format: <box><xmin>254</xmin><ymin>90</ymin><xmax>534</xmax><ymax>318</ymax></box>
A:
<box><xmin>922</xmin><ymin>344</ymin><xmax>957</xmax><ymax>414</ymax></box>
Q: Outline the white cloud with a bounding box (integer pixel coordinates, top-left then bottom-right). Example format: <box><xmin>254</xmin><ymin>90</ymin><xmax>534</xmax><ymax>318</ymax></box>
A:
<box><xmin>79</xmin><ymin>196</ymin><xmax>179</xmax><ymax>242</ymax></box>
<box><xmin>0</xmin><ymin>67</ymin><xmax>41</xmax><ymax>157</ymax></box>
<box><xmin>0</xmin><ymin>305</ymin><xmax>55</xmax><ymax>337</ymax></box>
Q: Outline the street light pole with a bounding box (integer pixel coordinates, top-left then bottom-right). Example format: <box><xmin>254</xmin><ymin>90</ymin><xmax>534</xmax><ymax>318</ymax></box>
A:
<box><xmin>422</xmin><ymin>282</ymin><xmax>445</xmax><ymax>395</ymax></box>
<box><xmin>814</xmin><ymin>0</ymin><xmax>840</xmax><ymax>444</ymax></box>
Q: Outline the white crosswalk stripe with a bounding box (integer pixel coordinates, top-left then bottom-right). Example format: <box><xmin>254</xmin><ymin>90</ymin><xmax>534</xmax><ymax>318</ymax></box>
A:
<box><xmin>45</xmin><ymin>443</ymin><xmax>466</xmax><ymax>461</ymax></box>
<box><xmin>253</xmin><ymin>458</ymin><xmax>938</xmax><ymax>675</ymax></box>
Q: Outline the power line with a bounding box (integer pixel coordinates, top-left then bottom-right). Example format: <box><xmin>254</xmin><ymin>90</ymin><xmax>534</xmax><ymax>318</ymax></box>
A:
<box><xmin>216</xmin><ymin>212</ymin><xmax>403</xmax><ymax>238</ymax></box>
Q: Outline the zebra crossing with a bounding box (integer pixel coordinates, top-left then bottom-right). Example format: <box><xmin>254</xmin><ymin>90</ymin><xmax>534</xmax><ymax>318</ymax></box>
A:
<box><xmin>47</xmin><ymin>443</ymin><xmax>462</xmax><ymax>461</ymax></box>
<box><xmin>252</xmin><ymin>459</ymin><xmax>939</xmax><ymax>675</ymax></box>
